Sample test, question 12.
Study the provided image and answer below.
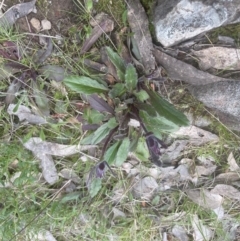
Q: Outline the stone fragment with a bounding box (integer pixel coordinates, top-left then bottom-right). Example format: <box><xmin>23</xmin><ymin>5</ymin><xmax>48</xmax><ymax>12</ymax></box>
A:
<box><xmin>30</xmin><ymin>17</ymin><xmax>41</xmax><ymax>31</ymax></box>
<box><xmin>41</xmin><ymin>19</ymin><xmax>51</xmax><ymax>30</ymax></box>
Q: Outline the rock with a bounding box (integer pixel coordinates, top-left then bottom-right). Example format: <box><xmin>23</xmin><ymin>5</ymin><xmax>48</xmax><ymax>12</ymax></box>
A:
<box><xmin>30</xmin><ymin>17</ymin><xmax>41</xmax><ymax>31</ymax></box>
<box><xmin>192</xmin><ymin>47</ymin><xmax>240</xmax><ymax>71</ymax></box>
<box><xmin>154</xmin><ymin>0</ymin><xmax>240</xmax><ymax>47</ymax></box>
<box><xmin>188</xmin><ymin>81</ymin><xmax>240</xmax><ymax>131</ymax></box>
<box><xmin>41</xmin><ymin>19</ymin><xmax>51</xmax><ymax>30</ymax></box>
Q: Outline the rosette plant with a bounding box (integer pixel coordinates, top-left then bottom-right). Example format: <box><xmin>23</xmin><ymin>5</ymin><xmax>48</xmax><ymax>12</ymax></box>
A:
<box><xmin>63</xmin><ymin>47</ymin><xmax>189</xmax><ymax>197</ymax></box>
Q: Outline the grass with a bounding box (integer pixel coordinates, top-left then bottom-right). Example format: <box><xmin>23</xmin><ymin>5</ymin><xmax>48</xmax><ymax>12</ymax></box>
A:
<box><xmin>1</xmin><ymin>0</ymin><xmax>240</xmax><ymax>241</ymax></box>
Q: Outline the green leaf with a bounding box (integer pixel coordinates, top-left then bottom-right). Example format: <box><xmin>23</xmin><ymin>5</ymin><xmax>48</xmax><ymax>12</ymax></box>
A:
<box><xmin>109</xmin><ymin>83</ymin><xmax>126</xmax><ymax>98</ymax></box>
<box><xmin>32</xmin><ymin>81</ymin><xmax>50</xmax><ymax>116</ymax></box>
<box><xmin>89</xmin><ymin>178</ymin><xmax>102</xmax><ymax>198</ymax></box>
<box><xmin>107</xmin><ymin>117</ymin><xmax>118</xmax><ymax>129</ymax></box>
<box><xmin>122</xmin><ymin>10</ymin><xmax>127</xmax><ymax>26</ymax></box>
<box><xmin>129</xmin><ymin>133</ymin><xmax>139</xmax><ymax>152</ymax></box>
<box><xmin>106</xmin><ymin>47</ymin><xmax>126</xmax><ymax>81</ymax></box>
<box><xmin>145</xmin><ymin>88</ymin><xmax>189</xmax><ymax>126</ymax></box>
<box><xmin>133</xmin><ymin>90</ymin><xmax>149</xmax><ymax>102</ymax></box>
<box><xmin>91</xmin><ymin>123</ymin><xmax>111</xmax><ymax>144</ymax></box>
<box><xmin>60</xmin><ymin>191</ymin><xmax>82</xmax><ymax>203</ymax></box>
<box><xmin>134</xmin><ymin>102</ymin><xmax>156</xmax><ymax>116</ymax></box>
<box><xmin>104</xmin><ymin>141</ymin><xmax>121</xmax><ymax>165</ymax></box>
<box><xmin>63</xmin><ymin>76</ymin><xmax>108</xmax><ymax>94</ymax></box>
<box><xmin>80</xmin><ymin>132</ymin><xmax>94</xmax><ymax>145</ymax></box>
<box><xmin>83</xmin><ymin>108</ymin><xmax>104</xmax><ymax>124</ymax></box>
<box><xmin>115</xmin><ymin>138</ymin><xmax>130</xmax><ymax>166</ymax></box>
<box><xmin>140</xmin><ymin>110</ymin><xmax>179</xmax><ymax>138</ymax></box>
<box><xmin>125</xmin><ymin>64</ymin><xmax>138</xmax><ymax>92</ymax></box>
<box><xmin>136</xmin><ymin>137</ymin><xmax>149</xmax><ymax>159</ymax></box>
<box><xmin>85</xmin><ymin>0</ymin><xmax>93</xmax><ymax>12</ymax></box>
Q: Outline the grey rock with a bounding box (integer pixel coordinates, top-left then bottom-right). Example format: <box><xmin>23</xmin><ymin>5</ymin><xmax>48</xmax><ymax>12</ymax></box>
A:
<box><xmin>154</xmin><ymin>0</ymin><xmax>240</xmax><ymax>47</ymax></box>
<box><xmin>188</xmin><ymin>81</ymin><xmax>240</xmax><ymax>131</ymax></box>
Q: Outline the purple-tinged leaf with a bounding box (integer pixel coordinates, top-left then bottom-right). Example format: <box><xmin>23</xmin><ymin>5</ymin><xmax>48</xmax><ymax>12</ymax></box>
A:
<box><xmin>82</xmin><ymin>94</ymin><xmax>114</xmax><ymax>114</ymax></box>
<box><xmin>145</xmin><ymin>132</ymin><xmax>167</xmax><ymax>167</ymax></box>
<box><xmin>82</xmin><ymin>124</ymin><xmax>100</xmax><ymax>131</ymax></box>
<box><xmin>36</xmin><ymin>38</ymin><xmax>53</xmax><ymax>64</ymax></box>
<box><xmin>96</xmin><ymin>161</ymin><xmax>106</xmax><ymax>178</ymax></box>
<box><xmin>39</xmin><ymin>65</ymin><xmax>68</xmax><ymax>82</ymax></box>
<box><xmin>5</xmin><ymin>78</ymin><xmax>23</xmax><ymax>105</ymax></box>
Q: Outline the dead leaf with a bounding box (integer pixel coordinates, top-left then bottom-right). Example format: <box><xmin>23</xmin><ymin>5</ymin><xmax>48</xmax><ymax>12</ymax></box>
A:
<box><xmin>80</xmin><ymin>14</ymin><xmax>114</xmax><ymax>54</ymax></box>
<box><xmin>5</xmin><ymin>79</ymin><xmax>22</xmax><ymax>105</ymax></box>
<box><xmin>23</xmin><ymin>137</ymin><xmax>96</xmax><ymax>156</ymax></box>
<box><xmin>192</xmin><ymin>47</ymin><xmax>240</xmax><ymax>70</ymax></box>
<box><xmin>59</xmin><ymin>168</ymin><xmax>81</xmax><ymax>184</ymax></box>
<box><xmin>35</xmin><ymin>38</ymin><xmax>53</xmax><ymax>64</ymax></box>
<box><xmin>192</xmin><ymin>215</ymin><xmax>213</xmax><ymax>241</ymax></box>
<box><xmin>132</xmin><ymin>176</ymin><xmax>158</xmax><ymax>200</ymax></box>
<box><xmin>39</xmin><ymin>65</ymin><xmax>69</xmax><ymax>82</ymax></box>
<box><xmin>7</xmin><ymin>104</ymin><xmax>47</xmax><ymax>124</ymax></box>
<box><xmin>171</xmin><ymin>125</ymin><xmax>219</xmax><ymax>146</ymax></box>
<box><xmin>162</xmin><ymin>140</ymin><xmax>188</xmax><ymax>165</ymax></box>
<box><xmin>172</xmin><ymin>225</ymin><xmax>189</xmax><ymax>241</ymax></box>
<box><xmin>186</xmin><ymin>189</ymin><xmax>223</xmax><ymax>210</ymax></box>
<box><xmin>0</xmin><ymin>0</ymin><xmax>36</xmax><ymax>29</ymax></box>
<box><xmin>227</xmin><ymin>152</ymin><xmax>240</xmax><ymax>171</ymax></box>
<box><xmin>195</xmin><ymin>165</ymin><xmax>216</xmax><ymax>177</ymax></box>
<box><xmin>35</xmin><ymin>152</ymin><xmax>58</xmax><ymax>185</ymax></box>
<box><xmin>211</xmin><ymin>184</ymin><xmax>240</xmax><ymax>200</ymax></box>
<box><xmin>23</xmin><ymin>138</ymin><xmax>97</xmax><ymax>184</ymax></box>
<box><xmin>112</xmin><ymin>207</ymin><xmax>126</xmax><ymax>220</ymax></box>
<box><xmin>215</xmin><ymin>172</ymin><xmax>240</xmax><ymax>184</ymax></box>
<box><xmin>83</xmin><ymin>59</ymin><xmax>108</xmax><ymax>73</ymax></box>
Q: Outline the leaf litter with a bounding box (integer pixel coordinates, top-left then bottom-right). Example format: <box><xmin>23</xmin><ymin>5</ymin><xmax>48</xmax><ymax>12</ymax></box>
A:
<box><xmin>2</xmin><ymin>0</ymin><xmax>240</xmax><ymax>240</ymax></box>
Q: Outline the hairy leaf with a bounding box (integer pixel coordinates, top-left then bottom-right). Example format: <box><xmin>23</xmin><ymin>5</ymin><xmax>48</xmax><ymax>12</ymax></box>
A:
<box><xmin>83</xmin><ymin>108</ymin><xmax>105</xmax><ymax>124</ymax></box>
<box><xmin>106</xmin><ymin>47</ymin><xmax>126</xmax><ymax>81</ymax></box>
<box><xmin>91</xmin><ymin>123</ymin><xmax>111</xmax><ymax>144</ymax></box>
<box><xmin>145</xmin><ymin>88</ymin><xmax>189</xmax><ymax>126</ymax></box>
<box><xmin>134</xmin><ymin>90</ymin><xmax>149</xmax><ymax>102</ymax></box>
<box><xmin>64</xmin><ymin>76</ymin><xmax>108</xmax><ymax>94</ymax></box>
<box><xmin>107</xmin><ymin>117</ymin><xmax>118</xmax><ymax>129</ymax></box>
<box><xmin>89</xmin><ymin>178</ymin><xmax>102</xmax><ymax>198</ymax></box>
<box><xmin>125</xmin><ymin>64</ymin><xmax>138</xmax><ymax>92</ymax></box>
<box><xmin>109</xmin><ymin>83</ymin><xmax>126</xmax><ymax>98</ymax></box>
<box><xmin>104</xmin><ymin>141</ymin><xmax>121</xmax><ymax>165</ymax></box>
<box><xmin>115</xmin><ymin>138</ymin><xmax>130</xmax><ymax>166</ymax></box>
<box><xmin>140</xmin><ymin>110</ymin><xmax>179</xmax><ymax>138</ymax></box>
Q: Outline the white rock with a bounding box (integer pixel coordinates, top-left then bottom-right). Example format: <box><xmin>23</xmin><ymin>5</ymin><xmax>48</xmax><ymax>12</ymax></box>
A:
<box><xmin>30</xmin><ymin>17</ymin><xmax>41</xmax><ymax>31</ymax></box>
<box><xmin>41</xmin><ymin>19</ymin><xmax>51</xmax><ymax>30</ymax></box>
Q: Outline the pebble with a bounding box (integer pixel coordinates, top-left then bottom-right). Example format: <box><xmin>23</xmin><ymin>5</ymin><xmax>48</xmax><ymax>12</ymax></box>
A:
<box><xmin>41</xmin><ymin>19</ymin><xmax>51</xmax><ymax>30</ymax></box>
<box><xmin>30</xmin><ymin>17</ymin><xmax>41</xmax><ymax>31</ymax></box>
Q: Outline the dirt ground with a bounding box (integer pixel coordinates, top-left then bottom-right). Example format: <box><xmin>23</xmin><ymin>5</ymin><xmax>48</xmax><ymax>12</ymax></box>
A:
<box><xmin>7</xmin><ymin>0</ymin><xmax>75</xmax><ymax>35</ymax></box>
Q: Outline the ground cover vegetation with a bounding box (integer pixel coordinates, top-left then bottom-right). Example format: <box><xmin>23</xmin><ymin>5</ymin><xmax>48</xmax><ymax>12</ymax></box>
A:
<box><xmin>0</xmin><ymin>0</ymin><xmax>240</xmax><ymax>240</ymax></box>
